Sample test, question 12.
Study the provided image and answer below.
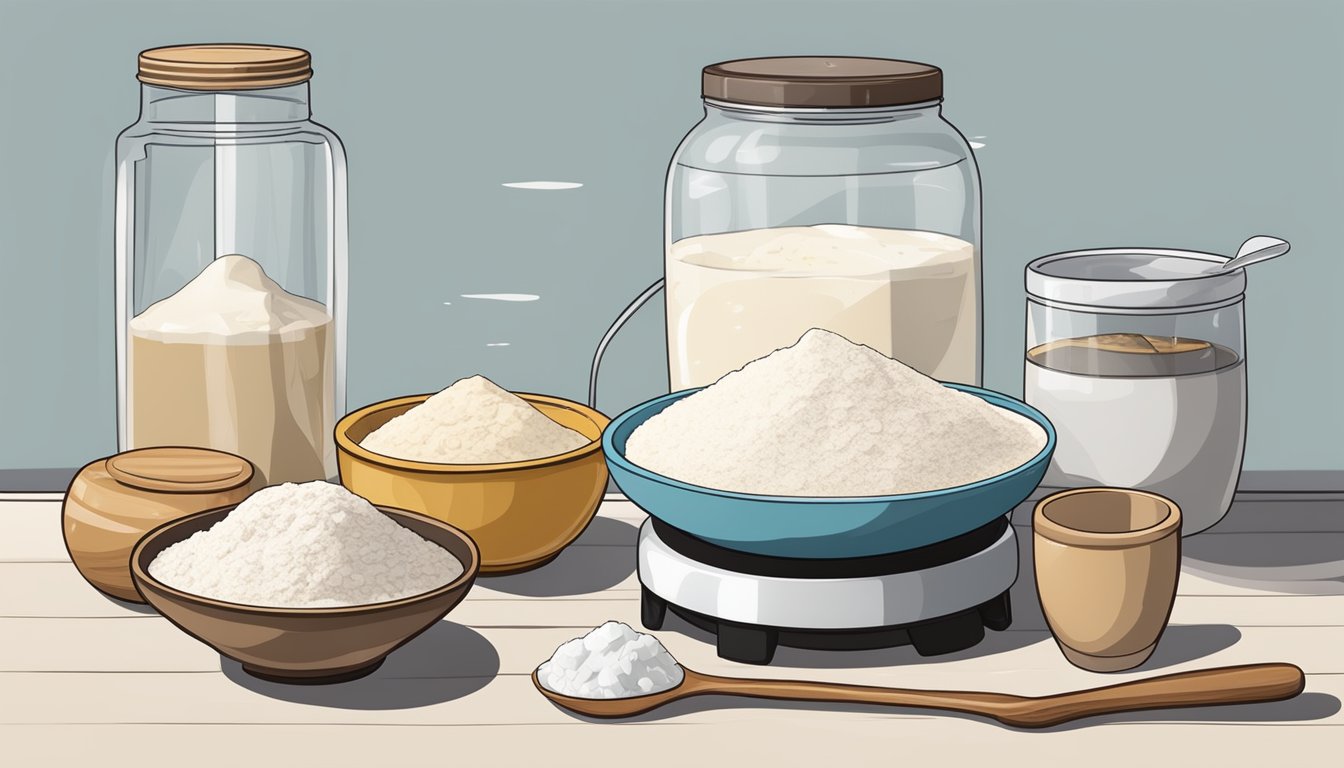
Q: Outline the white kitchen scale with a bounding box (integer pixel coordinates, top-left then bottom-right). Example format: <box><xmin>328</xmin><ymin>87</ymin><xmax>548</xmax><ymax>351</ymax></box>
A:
<box><xmin>636</xmin><ymin>515</ymin><xmax>1019</xmax><ymax>665</ymax></box>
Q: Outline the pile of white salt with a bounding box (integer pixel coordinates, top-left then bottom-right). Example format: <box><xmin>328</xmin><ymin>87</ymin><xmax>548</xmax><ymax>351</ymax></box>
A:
<box><xmin>537</xmin><ymin>621</ymin><xmax>683</xmax><ymax>699</ymax></box>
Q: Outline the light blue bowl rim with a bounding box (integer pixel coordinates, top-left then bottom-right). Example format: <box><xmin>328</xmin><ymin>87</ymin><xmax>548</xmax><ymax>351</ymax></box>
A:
<box><xmin>603</xmin><ymin>383</ymin><xmax>1057</xmax><ymax>506</ymax></box>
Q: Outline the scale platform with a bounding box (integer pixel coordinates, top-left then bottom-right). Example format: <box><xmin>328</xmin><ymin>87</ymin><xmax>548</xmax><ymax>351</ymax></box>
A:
<box><xmin>637</xmin><ymin>515</ymin><xmax>1018</xmax><ymax>665</ymax></box>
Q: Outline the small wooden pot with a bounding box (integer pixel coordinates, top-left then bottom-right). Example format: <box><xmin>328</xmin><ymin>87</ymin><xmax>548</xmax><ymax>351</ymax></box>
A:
<box><xmin>1033</xmin><ymin>487</ymin><xmax>1182</xmax><ymax>672</ymax></box>
<box><xmin>62</xmin><ymin>447</ymin><xmax>261</xmax><ymax>603</ymax></box>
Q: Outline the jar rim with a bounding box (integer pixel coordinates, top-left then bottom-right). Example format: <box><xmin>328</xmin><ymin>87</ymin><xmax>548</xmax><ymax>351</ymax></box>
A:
<box><xmin>1026</xmin><ymin>248</ymin><xmax>1247</xmax><ymax>310</ymax></box>
<box><xmin>703</xmin><ymin>97</ymin><xmax>942</xmax><ymax>115</ymax></box>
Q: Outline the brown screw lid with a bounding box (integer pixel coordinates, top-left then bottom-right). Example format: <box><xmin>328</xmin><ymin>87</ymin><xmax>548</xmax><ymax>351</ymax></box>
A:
<box><xmin>137</xmin><ymin>44</ymin><xmax>312</xmax><ymax>91</ymax></box>
<box><xmin>702</xmin><ymin>56</ymin><xmax>942</xmax><ymax>109</ymax></box>
<box><xmin>106</xmin><ymin>447</ymin><xmax>256</xmax><ymax>494</ymax></box>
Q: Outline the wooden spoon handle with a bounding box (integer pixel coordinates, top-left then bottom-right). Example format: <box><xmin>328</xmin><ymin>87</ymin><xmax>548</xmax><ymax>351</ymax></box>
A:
<box><xmin>695</xmin><ymin>663</ymin><xmax>1305</xmax><ymax>729</ymax></box>
<box><xmin>695</xmin><ymin>673</ymin><xmax>1022</xmax><ymax>717</ymax></box>
<box><xmin>1013</xmin><ymin>662</ymin><xmax>1306</xmax><ymax>729</ymax></box>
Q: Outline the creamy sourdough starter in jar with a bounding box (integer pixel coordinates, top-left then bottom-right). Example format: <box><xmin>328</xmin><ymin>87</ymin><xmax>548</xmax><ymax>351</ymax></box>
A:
<box><xmin>665</xmin><ymin>57</ymin><xmax>982</xmax><ymax>389</ymax></box>
<box><xmin>667</xmin><ymin>225</ymin><xmax>977</xmax><ymax>387</ymax></box>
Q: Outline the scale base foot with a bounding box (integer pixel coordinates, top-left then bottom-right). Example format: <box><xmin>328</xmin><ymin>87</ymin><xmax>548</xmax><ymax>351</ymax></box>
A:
<box><xmin>643</xmin><ymin>586</ymin><xmax>1012</xmax><ymax>665</ymax></box>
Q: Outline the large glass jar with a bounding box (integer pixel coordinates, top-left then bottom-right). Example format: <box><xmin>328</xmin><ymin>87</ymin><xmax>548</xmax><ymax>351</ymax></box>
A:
<box><xmin>1024</xmin><ymin>249</ymin><xmax>1249</xmax><ymax>535</ymax></box>
<box><xmin>114</xmin><ymin>45</ymin><xmax>347</xmax><ymax>484</ymax></box>
<box><xmin>665</xmin><ymin>57</ymin><xmax>982</xmax><ymax>389</ymax></box>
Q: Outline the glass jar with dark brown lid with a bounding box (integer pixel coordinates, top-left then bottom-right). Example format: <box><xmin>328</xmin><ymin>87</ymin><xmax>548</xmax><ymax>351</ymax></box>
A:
<box><xmin>665</xmin><ymin>57</ymin><xmax>982</xmax><ymax>388</ymax></box>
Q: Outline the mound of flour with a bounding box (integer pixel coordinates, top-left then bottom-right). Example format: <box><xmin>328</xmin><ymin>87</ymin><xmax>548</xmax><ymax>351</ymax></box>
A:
<box><xmin>148</xmin><ymin>481</ymin><xmax>463</xmax><ymax>608</ymax></box>
<box><xmin>361</xmin><ymin>375</ymin><xmax>590</xmax><ymax>463</ymax></box>
<box><xmin>537</xmin><ymin>621</ymin><xmax>683</xmax><ymax>699</ymax></box>
<box><xmin>625</xmin><ymin>329</ymin><xmax>1046</xmax><ymax>496</ymax></box>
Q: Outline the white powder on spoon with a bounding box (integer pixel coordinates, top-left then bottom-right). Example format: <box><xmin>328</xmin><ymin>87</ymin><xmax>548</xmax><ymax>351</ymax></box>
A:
<box><xmin>625</xmin><ymin>328</ymin><xmax>1047</xmax><ymax>497</ymax></box>
<box><xmin>537</xmin><ymin>621</ymin><xmax>683</xmax><ymax>699</ymax></box>
<box><xmin>360</xmin><ymin>375</ymin><xmax>590</xmax><ymax>463</ymax></box>
<box><xmin>148</xmin><ymin>481</ymin><xmax>463</xmax><ymax>608</ymax></box>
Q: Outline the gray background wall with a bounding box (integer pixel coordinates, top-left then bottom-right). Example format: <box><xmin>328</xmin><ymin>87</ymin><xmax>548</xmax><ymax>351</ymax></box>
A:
<box><xmin>1</xmin><ymin>0</ymin><xmax>1339</xmax><ymax>489</ymax></box>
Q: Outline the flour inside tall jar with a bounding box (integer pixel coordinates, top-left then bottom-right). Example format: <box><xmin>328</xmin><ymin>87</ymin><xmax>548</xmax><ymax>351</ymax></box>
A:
<box><xmin>127</xmin><ymin>255</ymin><xmax>335</xmax><ymax>484</ymax></box>
<box><xmin>667</xmin><ymin>225</ymin><xmax>978</xmax><ymax>388</ymax></box>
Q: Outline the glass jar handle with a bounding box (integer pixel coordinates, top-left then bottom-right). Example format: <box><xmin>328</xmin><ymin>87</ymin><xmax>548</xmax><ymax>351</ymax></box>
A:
<box><xmin>589</xmin><ymin>278</ymin><xmax>665</xmax><ymax>410</ymax></box>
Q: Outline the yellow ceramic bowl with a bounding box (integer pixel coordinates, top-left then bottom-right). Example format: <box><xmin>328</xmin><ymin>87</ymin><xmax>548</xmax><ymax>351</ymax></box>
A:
<box><xmin>335</xmin><ymin>393</ymin><xmax>609</xmax><ymax>575</ymax></box>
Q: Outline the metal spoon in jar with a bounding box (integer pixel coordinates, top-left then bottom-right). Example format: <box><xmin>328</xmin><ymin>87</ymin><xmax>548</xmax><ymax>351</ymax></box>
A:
<box><xmin>1212</xmin><ymin>235</ymin><xmax>1290</xmax><ymax>273</ymax></box>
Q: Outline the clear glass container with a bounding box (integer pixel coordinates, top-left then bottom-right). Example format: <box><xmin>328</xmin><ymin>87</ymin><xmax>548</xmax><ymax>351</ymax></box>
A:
<box><xmin>114</xmin><ymin>45</ymin><xmax>347</xmax><ymax>484</ymax></box>
<box><xmin>1024</xmin><ymin>248</ymin><xmax>1249</xmax><ymax>535</ymax></box>
<box><xmin>665</xmin><ymin>57</ymin><xmax>982</xmax><ymax>389</ymax></box>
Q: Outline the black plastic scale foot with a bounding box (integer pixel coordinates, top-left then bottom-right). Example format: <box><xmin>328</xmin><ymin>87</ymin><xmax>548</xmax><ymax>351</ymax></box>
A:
<box><xmin>908</xmin><ymin>608</ymin><xmax>986</xmax><ymax>656</ymax></box>
<box><xmin>637</xmin><ymin>589</ymin><xmax>663</xmax><ymax>632</ymax></box>
<box><xmin>717</xmin><ymin>621</ymin><xmax>780</xmax><ymax>665</ymax></box>
<box><xmin>978</xmin><ymin>591</ymin><xmax>1013</xmax><ymax>631</ymax></box>
<box><xmin>641</xmin><ymin>587</ymin><xmax>667</xmax><ymax>630</ymax></box>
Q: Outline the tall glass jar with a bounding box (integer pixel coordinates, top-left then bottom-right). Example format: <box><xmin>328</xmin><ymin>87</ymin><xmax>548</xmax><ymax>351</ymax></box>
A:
<box><xmin>1024</xmin><ymin>249</ymin><xmax>1249</xmax><ymax>535</ymax></box>
<box><xmin>665</xmin><ymin>57</ymin><xmax>982</xmax><ymax>389</ymax></box>
<box><xmin>114</xmin><ymin>45</ymin><xmax>347</xmax><ymax>484</ymax></box>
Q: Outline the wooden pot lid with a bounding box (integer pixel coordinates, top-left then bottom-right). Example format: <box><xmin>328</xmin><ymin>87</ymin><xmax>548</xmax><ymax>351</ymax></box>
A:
<box><xmin>106</xmin><ymin>447</ymin><xmax>256</xmax><ymax>494</ymax></box>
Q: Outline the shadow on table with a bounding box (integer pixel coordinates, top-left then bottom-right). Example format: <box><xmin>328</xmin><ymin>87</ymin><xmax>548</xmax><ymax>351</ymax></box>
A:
<box><xmin>555</xmin><ymin>688</ymin><xmax>1340</xmax><ymax>729</ymax></box>
<box><xmin>482</xmin><ymin>517</ymin><xmax>638</xmax><ymax>597</ymax></box>
<box><xmin>221</xmin><ymin>621</ymin><xmax>499</xmax><ymax>709</ymax></box>
<box><xmin>101</xmin><ymin>594</ymin><xmax>158</xmax><ymax>615</ymax></box>
<box><xmin>774</xmin><ymin>628</ymin><xmax>1048</xmax><ymax>669</ymax></box>
<box><xmin>1182</xmin><ymin>532</ymin><xmax>1344</xmax><ymax>593</ymax></box>
<box><xmin>1137</xmin><ymin>623</ymin><xmax>1242</xmax><ymax>670</ymax></box>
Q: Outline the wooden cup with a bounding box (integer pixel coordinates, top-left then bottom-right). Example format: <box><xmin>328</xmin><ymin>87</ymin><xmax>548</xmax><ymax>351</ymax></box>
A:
<box><xmin>1033</xmin><ymin>488</ymin><xmax>1182</xmax><ymax>672</ymax></box>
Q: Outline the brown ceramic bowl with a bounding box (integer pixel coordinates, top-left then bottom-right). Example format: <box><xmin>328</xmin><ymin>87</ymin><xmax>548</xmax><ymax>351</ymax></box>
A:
<box><xmin>131</xmin><ymin>504</ymin><xmax>479</xmax><ymax>684</ymax></box>
<box><xmin>335</xmin><ymin>392</ymin><xmax>609</xmax><ymax>574</ymax></box>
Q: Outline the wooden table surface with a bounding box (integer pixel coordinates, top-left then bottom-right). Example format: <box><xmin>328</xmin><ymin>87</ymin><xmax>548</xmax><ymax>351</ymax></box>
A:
<box><xmin>3</xmin><ymin>492</ymin><xmax>1341</xmax><ymax>766</ymax></box>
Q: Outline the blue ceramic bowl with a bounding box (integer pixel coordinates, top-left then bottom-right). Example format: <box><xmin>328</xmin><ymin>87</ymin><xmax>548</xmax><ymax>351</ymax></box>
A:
<box><xmin>603</xmin><ymin>384</ymin><xmax>1056</xmax><ymax>559</ymax></box>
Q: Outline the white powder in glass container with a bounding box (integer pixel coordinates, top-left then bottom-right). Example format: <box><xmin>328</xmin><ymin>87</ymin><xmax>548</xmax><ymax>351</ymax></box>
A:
<box><xmin>128</xmin><ymin>254</ymin><xmax>335</xmax><ymax>484</ymax></box>
<box><xmin>625</xmin><ymin>328</ymin><xmax>1046</xmax><ymax>497</ymax></box>
<box><xmin>148</xmin><ymin>481</ymin><xmax>463</xmax><ymax>608</ymax></box>
<box><xmin>537</xmin><ymin>621</ymin><xmax>684</xmax><ymax>699</ymax></box>
<box><xmin>360</xmin><ymin>375</ymin><xmax>590</xmax><ymax>464</ymax></box>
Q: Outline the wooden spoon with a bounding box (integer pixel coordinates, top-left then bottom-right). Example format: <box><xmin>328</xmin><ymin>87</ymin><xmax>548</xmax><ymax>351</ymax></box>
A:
<box><xmin>533</xmin><ymin>662</ymin><xmax>1304</xmax><ymax>728</ymax></box>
